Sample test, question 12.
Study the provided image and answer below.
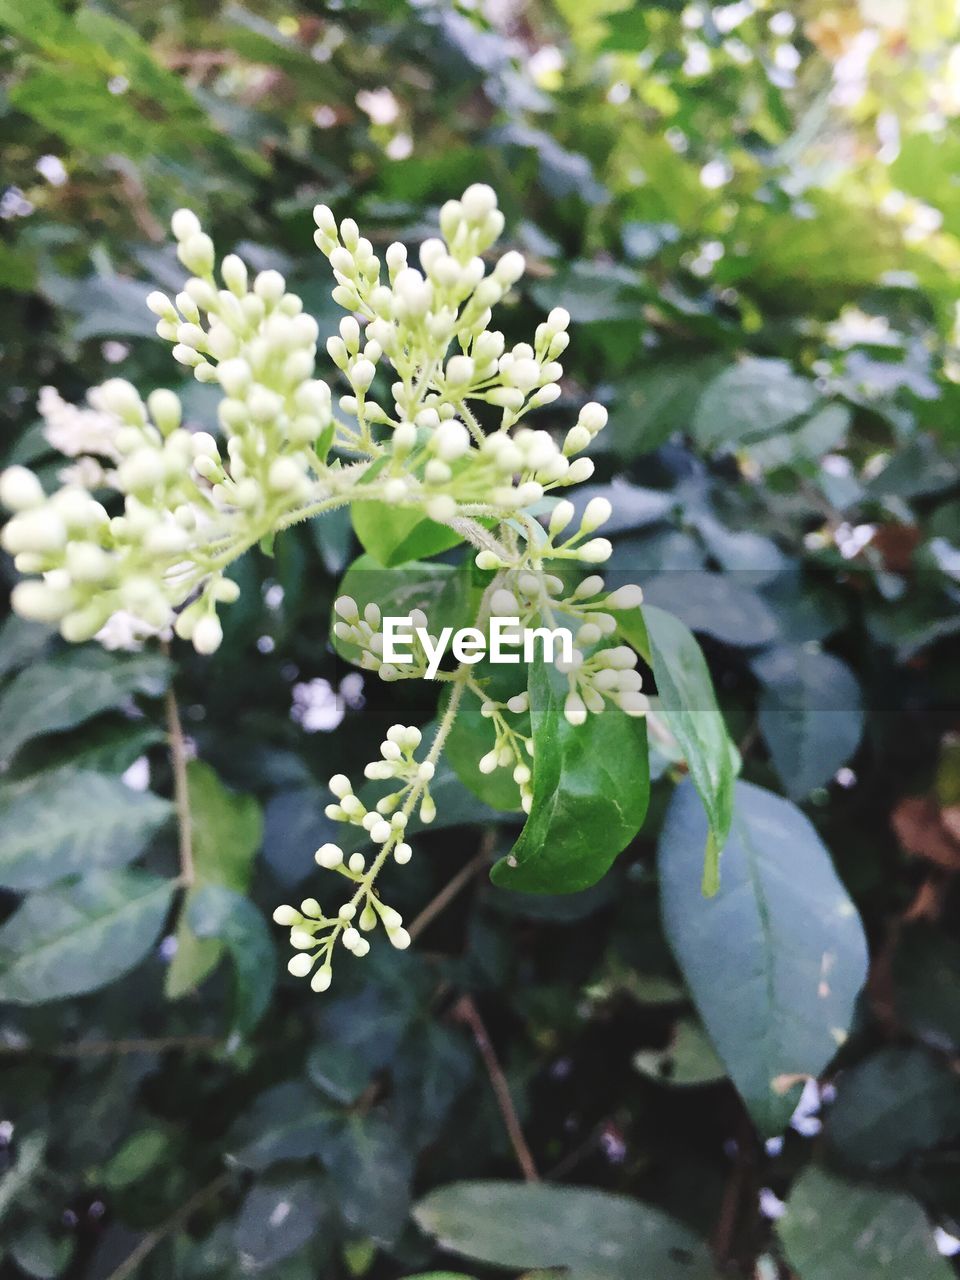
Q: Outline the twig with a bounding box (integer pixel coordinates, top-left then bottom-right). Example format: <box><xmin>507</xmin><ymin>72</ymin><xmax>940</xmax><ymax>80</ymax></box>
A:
<box><xmin>104</xmin><ymin>1171</ymin><xmax>232</xmax><ymax>1280</ymax></box>
<box><xmin>452</xmin><ymin>993</ymin><xmax>539</xmax><ymax>1183</ymax></box>
<box><xmin>0</xmin><ymin>1036</ymin><xmax>221</xmax><ymax>1058</ymax></box>
<box><xmin>163</xmin><ymin>660</ymin><xmax>195</xmax><ymax>888</ymax></box>
<box><xmin>409</xmin><ymin>836</ymin><xmax>495</xmax><ymax>941</ymax></box>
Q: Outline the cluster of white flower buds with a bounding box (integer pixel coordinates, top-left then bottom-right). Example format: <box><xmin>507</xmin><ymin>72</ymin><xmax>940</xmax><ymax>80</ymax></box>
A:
<box><xmin>476</xmin><ymin>690</ymin><xmax>535</xmax><ymax>812</ymax></box>
<box><xmin>0</xmin><ymin>182</ymin><xmax>657</xmax><ymax>995</ymax></box>
<box><xmin>272</xmin><ymin>723</ymin><xmax>438</xmax><ymax>988</ymax></box>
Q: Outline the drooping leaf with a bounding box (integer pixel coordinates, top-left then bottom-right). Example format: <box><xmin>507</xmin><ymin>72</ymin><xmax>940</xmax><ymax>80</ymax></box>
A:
<box><xmin>778</xmin><ymin>1167</ymin><xmax>954</xmax><ymax>1280</ymax></box>
<box><xmin>0</xmin><ymin>768</ymin><xmax>172</xmax><ymax>891</ymax></box>
<box><xmin>659</xmin><ymin>780</ymin><xmax>868</xmax><ymax>1136</ymax></box>
<box><xmin>490</xmin><ymin>656</ymin><xmax>649</xmax><ymax>893</ymax></box>
<box><xmin>0</xmin><ymin>648</ymin><xmax>169</xmax><ymax>768</ymax></box>
<box><xmin>825</xmin><ymin>1047</ymin><xmax>960</xmax><ymax>1169</ymax></box>
<box><xmin>619</xmin><ymin>605</ymin><xmax>736</xmax><ymax>893</ymax></box>
<box><xmin>0</xmin><ymin>868</ymin><xmax>175</xmax><ymax>1004</ymax></box>
<box><xmin>752</xmin><ymin>646</ymin><xmax>864</xmax><ymax>797</ymax></box>
<box><xmin>414</xmin><ymin>1181</ymin><xmax>717</xmax><ymax>1279</ymax></box>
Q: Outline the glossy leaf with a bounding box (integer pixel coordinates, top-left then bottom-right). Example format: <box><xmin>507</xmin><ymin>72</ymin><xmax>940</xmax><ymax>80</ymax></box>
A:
<box><xmin>752</xmin><ymin>646</ymin><xmax>864</xmax><ymax>797</ymax></box>
<box><xmin>0</xmin><ymin>769</ymin><xmax>171</xmax><ymax>891</ymax></box>
<box><xmin>659</xmin><ymin>780</ymin><xmax>868</xmax><ymax>1136</ymax></box>
<box><xmin>0</xmin><ymin>869</ymin><xmax>175</xmax><ymax>1004</ymax></box>
<box><xmin>778</xmin><ymin>1167</ymin><xmax>954</xmax><ymax>1280</ymax></box>
<box><xmin>187</xmin><ymin>885</ymin><xmax>276</xmax><ymax>1037</ymax></box>
<box><xmin>490</xmin><ymin>657</ymin><xmax>649</xmax><ymax>893</ymax></box>
<box><xmin>0</xmin><ymin>648</ymin><xmax>169</xmax><ymax>768</ymax></box>
<box><xmin>414</xmin><ymin>1181</ymin><xmax>717</xmax><ymax>1279</ymax></box>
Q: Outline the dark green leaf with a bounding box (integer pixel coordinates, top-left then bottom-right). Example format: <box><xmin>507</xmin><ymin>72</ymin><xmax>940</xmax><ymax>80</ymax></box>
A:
<box><xmin>490</xmin><ymin>657</ymin><xmax>649</xmax><ymax>893</ymax></box>
<box><xmin>659</xmin><ymin>780</ymin><xmax>868</xmax><ymax>1136</ymax></box>
<box><xmin>0</xmin><ymin>768</ymin><xmax>172</xmax><ymax>891</ymax></box>
<box><xmin>0</xmin><ymin>648</ymin><xmax>169</xmax><ymax>768</ymax></box>
<box><xmin>778</xmin><ymin>1167</ymin><xmax>954</xmax><ymax>1280</ymax></box>
<box><xmin>187</xmin><ymin>885</ymin><xmax>276</xmax><ymax>1038</ymax></box>
<box><xmin>0</xmin><ymin>868</ymin><xmax>175</xmax><ymax>1004</ymax></box>
<box><xmin>414</xmin><ymin>1182</ymin><xmax>717</xmax><ymax>1279</ymax></box>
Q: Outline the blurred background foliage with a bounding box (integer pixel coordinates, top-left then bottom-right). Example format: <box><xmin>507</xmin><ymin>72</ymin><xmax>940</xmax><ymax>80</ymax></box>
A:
<box><xmin>1</xmin><ymin>0</ymin><xmax>960</xmax><ymax>1276</ymax></box>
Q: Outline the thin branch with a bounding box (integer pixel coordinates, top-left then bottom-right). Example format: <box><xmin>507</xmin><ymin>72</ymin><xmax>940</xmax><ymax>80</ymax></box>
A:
<box><xmin>0</xmin><ymin>1035</ymin><xmax>221</xmax><ymax>1058</ymax></box>
<box><xmin>104</xmin><ymin>1171</ymin><xmax>232</xmax><ymax>1280</ymax></box>
<box><xmin>409</xmin><ymin>835</ymin><xmax>494</xmax><ymax>941</ymax></box>
<box><xmin>452</xmin><ymin>993</ymin><xmax>539</xmax><ymax>1183</ymax></box>
<box><xmin>163</xmin><ymin>658</ymin><xmax>195</xmax><ymax>888</ymax></box>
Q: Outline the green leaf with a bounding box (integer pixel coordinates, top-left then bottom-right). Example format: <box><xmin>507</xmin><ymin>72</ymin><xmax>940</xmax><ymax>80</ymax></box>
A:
<box><xmin>0</xmin><ymin>768</ymin><xmax>172</xmax><ymax>891</ymax></box>
<box><xmin>641</xmin><ymin>572</ymin><xmax>779</xmax><ymax>648</ymax></box>
<box><xmin>227</xmin><ymin>1082</ymin><xmax>338</xmax><ymax>1172</ymax></box>
<box><xmin>619</xmin><ymin>605</ymin><xmax>736</xmax><ymax>893</ymax></box>
<box><xmin>490</xmin><ymin>657</ymin><xmax>649</xmax><ymax>893</ymax></box>
<box><xmin>413</xmin><ymin>1182</ymin><xmax>717</xmax><ymax>1279</ymax></box>
<box><xmin>323</xmin><ymin>1113</ymin><xmax>414</xmax><ymax>1245</ymax></box>
<box><xmin>187</xmin><ymin>885</ymin><xmax>276</xmax><ymax>1037</ymax></box>
<box><xmin>0</xmin><ymin>648</ymin><xmax>169</xmax><ymax>768</ymax></box>
<box><xmin>659</xmin><ymin>780</ymin><xmax>868</xmax><ymax>1136</ymax></box>
<box><xmin>351</xmin><ymin>458</ymin><xmax>465</xmax><ymax>565</ymax></box>
<box><xmin>165</xmin><ymin>761</ymin><xmax>263</xmax><ymax>999</ymax></box>
<box><xmin>234</xmin><ymin>1174</ymin><xmax>330</xmax><ymax>1269</ymax></box>
<box><xmin>607</xmin><ymin>356</ymin><xmax>727</xmax><ymax>458</ymax></box>
<box><xmin>692</xmin><ymin>357</ymin><xmax>819</xmax><ymax>451</ymax></box>
<box><xmin>752</xmin><ymin>646</ymin><xmax>864</xmax><ymax>798</ymax></box>
<box><xmin>778</xmin><ymin>1167</ymin><xmax>954</xmax><ymax>1280</ymax></box>
<box><xmin>825</xmin><ymin>1047</ymin><xmax>960</xmax><ymax>1169</ymax></box>
<box><xmin>0</xmin><ymin>868</ymin><xmax>175</xmax><ymax>1004</ymax></box>
<box><xmin>101</xmin><ymin>1129</ymin><xmax>171</xmax><ymax>1190</ymax></box>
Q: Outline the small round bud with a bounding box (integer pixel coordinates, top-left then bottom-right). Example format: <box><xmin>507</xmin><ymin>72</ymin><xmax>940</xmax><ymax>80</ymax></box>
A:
<box><xmin>581</xmin><ymin>497</ymin><xmax>612</xmax><ymax>533</ymax></box>
<box><xmin>0</xmin><ymin>466</ymin><xmax>45</xmax><ymax>512</ymax></box>
<box><xmin>273</xmin><ymin>905</ymin><xmax>301</xmax><ymax>926</ymax></box>
<box><xmin>394</xmin><ymin>843</ymin><xmax>412</xmax><ymax>864</ymax></box>
<box><xmin>606</xmin><ymin>584</ymin><xmax>644</xmax><ymax>610</ymax></box>
<box><xmin>578</xmin><ymin>402</ymin><xmax>608</xmax><ymax>434</ymax></box>
<box><xmin>192</xmin><ymin>615</ymin><xmax>223</xmax><ymax>655</ymax></box>
<box><xmin>578</xmin><ymin>538</ymin><xmax>613</xmax><ymax>564</ymax></box>
<box><xmin>315</xmin><ymin>843</ymin><xmax>344</xmax><ymax>869</ymax></box>
<box><xmin>288</xmin><ymin>953</ymin><xmax>314</xmax><ymax>978</ymax></box>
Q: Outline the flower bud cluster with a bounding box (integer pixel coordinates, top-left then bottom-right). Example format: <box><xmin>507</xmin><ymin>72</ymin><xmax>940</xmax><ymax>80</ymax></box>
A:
<box><xmin>272</xmin><ymin>723</ymin><xmax>437</xmax><ymax>988</ymax></box>
<box><xmin>331</xmin><ymin>596</ymin><xmax>440</xmax><ymax>683</ymax></box>
<box><xmin>476</xmin><ymin>690</ymin><xmax>535</xmax><ymax>813</ymax></box>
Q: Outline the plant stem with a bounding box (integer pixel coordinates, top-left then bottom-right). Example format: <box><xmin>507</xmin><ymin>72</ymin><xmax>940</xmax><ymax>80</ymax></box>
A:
<box><xmin>163</xmin><ymin>656</ymin><xmax>195</xmax><ymax>888</ymax></box>
<box><xmin>104</xmin><ymin>1172</ymin><xmax>232</xmax><ymax>1280</ymax></box>
<box><xmin>452</xmin><ymin>993</ymin><xmax>539</xmax><ymax>1183</ymax></box>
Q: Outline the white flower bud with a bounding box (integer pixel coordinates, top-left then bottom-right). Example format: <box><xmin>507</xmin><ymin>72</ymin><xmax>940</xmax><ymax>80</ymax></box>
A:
<box><xmin>433</xmin><ymin>420</ymin><xmax>470</xmax><ymax>461</ymax></box>
<box><xmin>311</xmin><ymin>966</ymin><xmax>333</xmax><ymax>992</ymax></box>
<box><xmin>564</xmin><ymin>691</ymin><xmax>587</xmax><ymax>726</ymax></box>
<box><xmin>192</xmin><ymin>614</ymin><xmax>223</xmax><ymax>655</ymax></box>
<box><xmin>388</xmin><ymin>927</ymin><xmax>411</xmax><ymax>950</ymax></box>
<box><xmin>578</xmin><ymin>538</ymin><xmax>613</xmax><ymax>564</ymax></box>
<box><xmin>171</xmin><ymin>208</ymin><xmax>201</xmax><ymax>240</ymax></box>
<box><xmin>316</xmin><ymin>842</ymin><xmax>344</xmax><ymax>868</ymax></box>
<box><xmin>566</xmin><ymin>458</ymin><xmax>595</xmax><ymax>484</ymax></box>
<box><xmin>254</xmin><ymin>270</ymin><xmax>286</xmax><ymax>303</ymax></box>
<box><xmin>314</xmin><ymin>204</ymin><xmax>337</xmax><ymax>236</ymax></box>
<box><xmin>273</xmin><ymin>905</ymin><xmax>301</xmax><ymax>926</ymax></box>
<box><xmin>348</xmin><ymin>852</ymin><xmax>366</xmax><ymax>874</ymax></box>
<box><xmin>10</xmin><ymin>579</ymin><xmax>74</xmax><ymax>623</ymax></box>
<box><xmin>288</xmin><ymin>953</ymin><xmax>314</xmax><ymax>978</ymax></box>
<box><xmin>268</xmin><ymin>457</ymin><xmax>303</xmax><ymax>492</ymax></box>
<box><xmin>563</xmin><ymin>425</ymin><xmax>591</xmax><ymax>456</ymax></box>
<box><xmin>0</xmin><ymin>466</ymin><xmax>44</xmax><ymax>512</ymax></box>
<box><xmin>1</xmin><ymin>508</ymin><xmax>67</xmax><ymax>555</ymax></box>
<box><xmin>493</xmin><ymin>251</ymin><xmax>525</xmax><ymax>285</ymax></box>
<box><xmin>581</xmin><ymin>497</ymin><xmax>612</xmax><ymax>533</ymax></box>
<box><xmin>445</xmin><ymin>355</ymin><xmax>475</xmax><ymax>386</ymax></box>
<box><xmin>549</xmin><ymin>500</ymin><xmax>575</xmax><ymax>535</ymax></box>
<box><xmin>606</xmin><ymin>584</ymin><xmax>644</xmax><ymax>609</ymax></box>
<box><xmin>370</xmin><ymin>820</ymin><xmax>392</xmax><ymax>844</ymax></box>
<box><xmin>350</xmin><ymin>358</ymin><xmax>376</xmax><ymax>393</ymax></box>
<box><xmin>221</xmin><ymin>254</ymin><xmax>248</xmax><ymax>296</ymax></box>
<box><xmin>394</xmin><ymin>843</ymin><xmax>412</xmax><ymax>864</ymax></box>
<box><xmin>461</xmin><ymin>183</ymin><xmax>498</xmax><ymax>221</ymax></box>
<box><xmin>578</xmin><ymin>402</ymin><xmax>608</xmax><ymax>434</ymax></box>
<box><xmin>178</xmin><ymin>233</ymin><xmax>215</xmax><ymax>277</ymax></box>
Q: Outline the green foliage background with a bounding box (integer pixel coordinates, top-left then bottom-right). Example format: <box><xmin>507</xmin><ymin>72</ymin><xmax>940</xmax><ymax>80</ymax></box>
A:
<box><xmin>1</xmin><ymin>0</ymin><xmax>960</xmax><ymax>1276</ymax></box>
